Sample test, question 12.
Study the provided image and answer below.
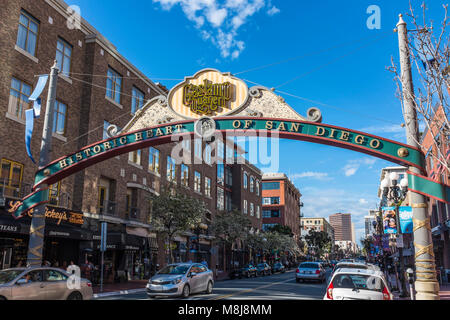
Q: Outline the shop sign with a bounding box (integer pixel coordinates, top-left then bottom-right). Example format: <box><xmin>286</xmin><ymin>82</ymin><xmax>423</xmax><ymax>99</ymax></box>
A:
<box><xmin>382</xmin><ymin>207</ymin><xmax>397</xmax><ymax>234</ymax></box>
<box><xmin>124</xmin><ymin>245</ymin><xmax>140</xmax><ymax>251</ymax></box>
<box><xmin>7</xmin><ymin>199</ymin><xmax>84</xmax><ymax>226</ymax></box>
<box><xmin>0</xmin><ymin>224</ymin><xmax>20</xmax><ymax>233</ymax></box>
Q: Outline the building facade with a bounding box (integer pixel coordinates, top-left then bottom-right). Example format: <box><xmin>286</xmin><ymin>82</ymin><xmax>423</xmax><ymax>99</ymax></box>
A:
<box><xmin>329</xmin><ymin>213</ymin><xmax>352</xmax><ymax>242</ymax></box>
<box><xmin>364</xmin><ymin>210</ymin><xmax>378</xmax><ymax>239</ymax></box>
<box><xmin>300</xmin><ymin>217</ymin><xmax>334</xmax><ymax>242</ymax></box>
<box><xmin>261</xmin><ymin>173</ymin><xmax>302</xmax><ymax>241</ymax></box>
<box><xmin>421</xmin><ymin>104</ymin><xmax>450</xmax><ymax>277</ymax></box>
<box><xmin>0</xmin><ymin>0</ymin><xmax>263</xmax><ymax>281</ymax></box>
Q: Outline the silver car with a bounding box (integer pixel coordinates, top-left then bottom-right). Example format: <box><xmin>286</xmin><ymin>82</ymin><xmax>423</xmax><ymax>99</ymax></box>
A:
<box><xmin>147</xmin><ymin>263</ymin><xmax>214</xmax><ymax>298</ymax></box>
<box><xmin>295</xmin><ymin>262</ymin><xmax>326</xmax><ymax>283</ymax></box>
<box><xmin>0</xmin><ymin>267</ymin><xmax>93</xmax><ymax>300</ymax></box>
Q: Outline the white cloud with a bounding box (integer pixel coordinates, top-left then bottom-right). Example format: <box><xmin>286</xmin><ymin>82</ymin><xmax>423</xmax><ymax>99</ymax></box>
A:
<box><xmin>342</xmin><ymin>157</ymin><xmax>377</xmax><ymax>177</ymax></box>
<box><xmin>153</xmin><ymin>0</ymin><xmax>280</xmax><ymax>59</ymax></box>
<box><xmin>359</xmin><ymin>198</ymin><xmax>368</xmax><ymax>204</ymax></box>
<box><xmin>267</xmin><ymin>6</ymin><xmax>280</xmax><ymax>16</ymax></box>
<box><xmin>289</xmin><ymin>171</ymin><xmax>332</xmax><ymax>181</ymax></box>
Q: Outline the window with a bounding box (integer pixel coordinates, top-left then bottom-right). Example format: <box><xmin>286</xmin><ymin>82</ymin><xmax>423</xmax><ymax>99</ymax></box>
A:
<box><xmin>52</xmin><ymin>101</ymin><xmax>67</xmax><ymax>135</ymax></box>
<box><xmin>0</xmin><ymin>159</ymin><xmax>24</xmax><ymax>198</ymax></box>
<box><xmin>194</xmin><ymin>139</ymin><xmax>202</xmax><ymax>159</ymax></box>
<box><xmin>243</xmin><ymin>200</ymin><xmax>248</xmax><ymax>214</ymax></box>
<box><xmin>17</xmin><ymin>10</ymin><xmax>39</xmax><ymax>56</ymax></box>
<box><xmin>131</xmin><ymin>86</ymin><xmax>144</xmax><ymax>114</ymax></box>
<box><xmin>48</xmin><ymin>182</ymin><xmax>60</xmax><ymax>206</ymax></box>
<box><xmin>256</xmin><ymin>180</ymin><xmax>260</xmax><ymax>196</ymax></box>
<box><xmin>216</xmin><ymin>140</ymin><xmax>224</xmax><ymax>160</ymax></box>
<box><xmin>217</xmin><ymin>164</ymin><xmax>224</xmax><ymax>186</ymax></box>
<box><xmin>98</xmin><ymin>186</ymin><xmax>107</xmax><ymax>213</ymax></box>
<box><xmin>270</xmin><ymin>197</ymin><xmax>280</xmax><ymax>204</ymax></box>
<box><xmin>181</xmin><ymin>164</ymin><xmax>189</xmax><ymax>187</ymax></box>
<box><xmin>225</xmin><ymin>191</ymin><xmax>232</xmax><ymax>212</ymax></box>
<box><xmin>256</xmin><ymin>206</ymin><xmax>260</xmax><ymax>219</ymax></box>
<box><xmin>106</xmin><ymin>67</ymin><xmax>122</xmax><ymax>104</ymax></box>
<box><xmin>225</xmin><ymin>166</ymin><xmax>232</xmax><ymax>187</ymax></box>
<box><xmin>217</xmin><ymin>187</ymin><xmax>224</xmax><ymax>211</ymax></box>
<box><xmin>263</xmin><ymin>198</ymin><xmax>271</xmax><ymax>205</ymax></box>
<box><xmin>194</xmin><ymin>171</ymin><xmax>201</xmax><ymax>193</ymax></box>
<box><xmin>270</xmin><ymin>210</ymin><xmax>280</xmax><ymax>218</ymax></box>
<box><xmin>205</xmin><ymin>177</ymin><xmax>211</xmax><ymax>197</ymax></box>
<box><xmin>167</xmin><ymin>156</ymin><xmax>176</xmax><ymax>182</ymax></box>
<box><xmin>250</xmin><ymin>203</ymin><xmax>254</xmax><ymax>216</ymax></box>
<box><xmin>262</xmin><ymin>210</ymin><xmax>271</xmax><ymax>218</ymax></box>
<box><xmin>55</xmin><ymin>38</ymin><xmax>72</xmax><ymax>76</ymax></box>
<box><xmin>262</xmin><ymin>224</ymin><xmax>278</xmax><ymax>231</ymax></box>
<box><xmin>250</xmin><ymin>176</ymin><xmax>255</xmax><ymax>193</ymax></box>
<box><xmin>204</xmin><ymin>144</ymin><xmax>212</xmax><ymax>165</ymax></box>
<box><xmin>148</xmin><ymin>147</ymin><xmax>160</xmax><ymax>174</ymax></box>
<box><xmin>262</xmin><ymin>182</ymin><xmax>280</xmax><ymax>190</ymax></box>
<box><xmin>44</xmin><ymin>270</ymin><xmax>67</xmax><ymax>282</ymax></box>
<box><xmin>9</xmin><ymin>77</ymin><xmax>31</xmax><ymax>120</ymax></box>
<box><xmin>128</xmin><ymin>150</ymin><xmax>141</xmax><ymax>165</ymax></box>
<box><xmin>243</xmin><ymin>172</ymin><xmax>248</xmax><ymax>189</ymax></box>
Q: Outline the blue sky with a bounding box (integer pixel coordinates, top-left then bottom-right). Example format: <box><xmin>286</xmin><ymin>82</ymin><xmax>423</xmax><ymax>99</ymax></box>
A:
<box><xmin>67</xmin><ymin>0</ymin><xmax>446</xmax><ymax>244</ymax></box>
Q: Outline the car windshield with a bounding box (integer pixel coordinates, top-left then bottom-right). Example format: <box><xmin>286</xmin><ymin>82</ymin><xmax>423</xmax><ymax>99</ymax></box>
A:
<box><xmin>332</xmin><ymin>274</ymin><xmax>384</xmax><ymax>292</ymax></box>
<box><xmin>243</xmin><ymin>264</ymin><xmax>253</xmax><ymax>268</ymax></box>
<box><xmin>257</xmin><ymin>264</ymin><xmax>265</xmax><ymax>268</ymax></box>
<box><xmin>0</xmin><ymin>270</ymin><xmax>24</xmax><ymax>284</ymax></box>
<box><xmin>158</xmin><ymin>265</ymin><xmax>190</xmax><ymax>275</ymax></box>
<box><xmin>299</xmin><ymin>263</ymin><xmax>318</xmax><ymax>269</ymax></box>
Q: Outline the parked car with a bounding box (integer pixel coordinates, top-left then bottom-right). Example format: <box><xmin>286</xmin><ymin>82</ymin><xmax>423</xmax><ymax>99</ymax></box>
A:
<box><xmin>147</xmin><ymin>263</ymin><xmax>214</xmax><ymax>298</ymax></box>
<box><xmin>296</xmin><ymin>262</ymin><xmax>326</xmax><ymax>283</ymax></box>
<box><xmin>0</xmin><ymin>267</ymin><xmax>93</xmax><ymax>300</ymax></box>
<box><xmin>324</xmin><ymin>268</ymin><xmax>392</xmax><ymax>300</ymax></box>
<box><xmin>239</xmin><ymin>264</ymin><xmax>258</xmax><ymax>278</ymax></box>
<box><xmin>256</xmin><ymin>263</ymin><xmax>272</xmax><ymax>276</ymax></box>
<box><xmin>272</xmin><ymin>262</ymin><xmax>286</xmax><ymax>273</ymax></box>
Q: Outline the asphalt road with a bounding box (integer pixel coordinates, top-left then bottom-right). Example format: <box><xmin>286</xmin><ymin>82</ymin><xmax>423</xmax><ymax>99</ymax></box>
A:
<box><xmin>96</xmin><ymin>268</ymin><xmax>332</xmax><ymax>300</ymax></box>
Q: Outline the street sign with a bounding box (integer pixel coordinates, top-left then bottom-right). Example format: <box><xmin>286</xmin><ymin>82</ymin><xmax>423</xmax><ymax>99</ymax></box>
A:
<box><xmin>100</xmin><ymin>222</ymin><xmax>107</xmax><ymax>252</ymax></box>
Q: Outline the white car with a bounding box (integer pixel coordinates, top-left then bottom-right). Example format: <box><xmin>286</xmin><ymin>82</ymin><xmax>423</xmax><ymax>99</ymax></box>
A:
<box><xmin>331</xmin><ymin>262</ymin><xmax>380</xmax><ymax>275</ymax></box>
<box><xmin>324</xmin><ymin>268</ymin><xmax>393</xmax><ymax>300</ymax></box>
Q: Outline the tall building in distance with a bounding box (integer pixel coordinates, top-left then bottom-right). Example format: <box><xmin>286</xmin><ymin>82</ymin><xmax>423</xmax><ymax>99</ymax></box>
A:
<box><xmin>261</xmin><ymin>173</ymin><xmax>302</xmax><ymax>241</ymax></box>
<box><xmin>300</xmin><ymin>217</ymin><xmax>335</xmax><ymax>243</ymax></box>
<box><xmin>329</xmin><ymin>213</ymin><xmax>352</xmax><ymax>241</ymax></box>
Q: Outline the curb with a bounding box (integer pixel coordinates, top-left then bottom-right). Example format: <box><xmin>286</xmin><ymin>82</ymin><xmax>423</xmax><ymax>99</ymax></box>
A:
<box><xmin>93</xmin><ymin>288</ymin><xmax>147</xmax><ymax>299</ymax></box>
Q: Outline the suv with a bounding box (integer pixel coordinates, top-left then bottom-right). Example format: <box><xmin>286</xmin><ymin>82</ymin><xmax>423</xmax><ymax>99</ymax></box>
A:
<box><xmin>324</xmin><ymin>268</ymin><xmax>392</xmax><ymax>300</ymax></box>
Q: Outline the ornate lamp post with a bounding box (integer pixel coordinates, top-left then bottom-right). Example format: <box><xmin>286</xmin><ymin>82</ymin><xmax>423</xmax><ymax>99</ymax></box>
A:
<box><xmin>380</xmin><ymin>172</ymin><xmax>409</xmax><ymax>297</ymax></box>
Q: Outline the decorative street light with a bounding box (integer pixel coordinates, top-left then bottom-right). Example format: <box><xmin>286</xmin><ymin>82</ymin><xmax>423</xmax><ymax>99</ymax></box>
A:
<box><xmin>380</xmin><ymin>171</ymin><xmax>409</xmax><ymax>297</ymax></box>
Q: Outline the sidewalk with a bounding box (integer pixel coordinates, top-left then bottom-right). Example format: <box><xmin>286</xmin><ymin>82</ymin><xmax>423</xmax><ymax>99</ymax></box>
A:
<box><xmin>92</xmin><ymin>280</ymin><xmax>148</xmax><ymax>298</ymax></box>
<box><xmin>386</xmin><ymin>273</ymin><xmax>450</xmax><ymax>300</ymax></box>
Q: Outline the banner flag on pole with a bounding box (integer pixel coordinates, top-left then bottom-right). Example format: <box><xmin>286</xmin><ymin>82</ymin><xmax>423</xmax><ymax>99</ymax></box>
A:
<box><xmin>25</xmin><ymin>75</ymin><xmax>48</xmax><ymax>164</ymax></box>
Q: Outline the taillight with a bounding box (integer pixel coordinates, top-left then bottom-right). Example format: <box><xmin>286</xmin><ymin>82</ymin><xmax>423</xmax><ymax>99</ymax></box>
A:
<box><xmin>326</xmin><ymin>282</ymin><xmax>334</xmax><ymax>300</ymax></box>
<box><xmin>382</xmin><ymin>287</ymin><xmax>391</xmax><ymax>300</ymax></box>
<box><xmin>315</xmin><ymin>269</ymin><xmax>320</xmax><ymax>274</ymax></box>
<box><xmin>296</xmin><ymin>268</ymin><xmax>300</xmax><ymax>273</ymax></box>
<box><xmin>87</xmin><ymin>282</ymin><xmax>92</xmax><ymax>287</ymax></box>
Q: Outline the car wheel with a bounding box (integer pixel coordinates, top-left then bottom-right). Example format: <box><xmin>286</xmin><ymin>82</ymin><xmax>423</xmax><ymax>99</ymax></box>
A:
<box><xmin>205</xmin><ymin>281</ymin><xmax>213</xmax><ymax>294</ymax></box>
<box><xmin>67</xmin><ymin>292</ymin><xmax>82</xmax><ymax>300</ymax></box>
<box><xmin>182</xmin><ymin>284</ymin><xmax>190</xmax><ymax>298</ymax></box>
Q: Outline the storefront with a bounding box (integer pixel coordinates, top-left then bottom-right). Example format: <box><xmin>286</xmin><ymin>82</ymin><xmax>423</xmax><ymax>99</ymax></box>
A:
<box><xmin>0</xmin><ymin>198</ymin><xmax>91</xmax><ymax>269</ymax></box>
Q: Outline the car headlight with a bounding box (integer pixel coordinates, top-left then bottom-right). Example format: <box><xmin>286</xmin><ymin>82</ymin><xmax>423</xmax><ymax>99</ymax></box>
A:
<box><xmin>172</xmin><ymin>277</ymin><xmax>182</xmax><ymax>285</ymax></box>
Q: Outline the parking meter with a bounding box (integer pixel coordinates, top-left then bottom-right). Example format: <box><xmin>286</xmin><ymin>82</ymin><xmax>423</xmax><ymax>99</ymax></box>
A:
<box><xmin>406</xmin><ymin>268</ymin><xmax>415</xmax><ymax>300</ymax></box>
<box><xmin>406</xmin><ymin>268</ymin><xmax>414</xmax><ymax>284</ymax></box>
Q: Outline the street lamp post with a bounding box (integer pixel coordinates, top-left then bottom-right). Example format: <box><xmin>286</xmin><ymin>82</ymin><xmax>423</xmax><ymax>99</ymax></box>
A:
<box><xmin>381</xmin><ymin>172</ymin><xmax>409</xmax><ymax>297</ymax></box>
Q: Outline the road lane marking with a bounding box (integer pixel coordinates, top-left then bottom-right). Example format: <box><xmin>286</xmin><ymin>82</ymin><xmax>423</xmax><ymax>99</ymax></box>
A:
<box><xmin>209</xmin><ymin>278</ymin><xmax>294</xmax><ymax>300</ymax></box>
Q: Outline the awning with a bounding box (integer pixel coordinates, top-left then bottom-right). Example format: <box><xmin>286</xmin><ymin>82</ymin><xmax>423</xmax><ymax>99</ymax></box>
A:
<box><xmin>126</xmin><ymin>226</ymin><xmax>150</xmax><ymax>238</ymax></box>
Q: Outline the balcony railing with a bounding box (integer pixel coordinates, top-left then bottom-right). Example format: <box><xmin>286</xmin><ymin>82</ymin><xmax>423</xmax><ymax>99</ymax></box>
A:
<box><xmin>98</xmin><ymin>200</ymin><xmax>117</xmax><ymax>216</ymax></box>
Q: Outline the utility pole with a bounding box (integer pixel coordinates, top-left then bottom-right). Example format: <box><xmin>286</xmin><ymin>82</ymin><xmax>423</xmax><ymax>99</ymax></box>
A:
<box><xmin>396</xmin><ymin>14</ymin><xmax>440</xmax><ymax>300</ymax></box>
<box><xmin>26</xmin><ymin>61</ymin><xmax>59</xmax><ymax>267</ymax></box>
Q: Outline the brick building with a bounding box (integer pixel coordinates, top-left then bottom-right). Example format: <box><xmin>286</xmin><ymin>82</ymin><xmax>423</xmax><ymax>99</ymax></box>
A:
<box><xmin>0</xmin><ymin>0</ymin><xmax>262</xmax><ymax>281</ymax></box>
<box><xmin>261</xmin><ymin>173</ymin><xmax>302</xmax><ymax>241</ymax></box>
<box><xmin>421</xmin><ymin>103</ymin><xmax>450</xmax><ymax>278</ymax></box>
<box><xmin>300</xmin><ymin>217</ymin><xmax>335</xmax><ymax>243</ymax></box>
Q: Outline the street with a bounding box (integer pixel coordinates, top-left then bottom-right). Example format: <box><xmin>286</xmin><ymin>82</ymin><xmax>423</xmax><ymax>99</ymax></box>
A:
<box><xmin>95</xmin><ymin>269</ymin><xmax>331</xmax><ymax>300</ymax></box>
